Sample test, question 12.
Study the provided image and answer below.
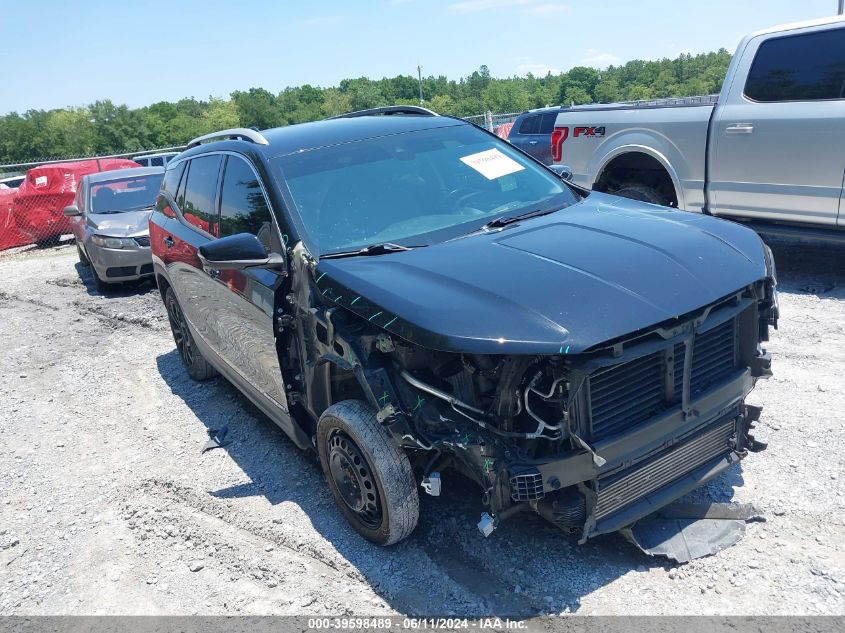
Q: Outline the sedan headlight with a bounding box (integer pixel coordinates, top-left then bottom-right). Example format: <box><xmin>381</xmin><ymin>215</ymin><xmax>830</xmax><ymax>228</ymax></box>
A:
<box><xmin>91</xmin><ymin>235</ymin><xmax>136</xmax><ymax>249</ymax></box>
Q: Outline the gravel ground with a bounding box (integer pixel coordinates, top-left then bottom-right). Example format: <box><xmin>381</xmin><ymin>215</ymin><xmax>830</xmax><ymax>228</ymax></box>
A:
<box><xmin>0</xmin><ymin>237</ymin><xmax>843</xmax><ymax>616</ymax></box>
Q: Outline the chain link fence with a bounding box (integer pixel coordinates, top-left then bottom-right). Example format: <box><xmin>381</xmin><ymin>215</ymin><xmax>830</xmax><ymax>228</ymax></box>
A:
<box><xmin>0</xmin><ymin>147</ymin><xmax>185</xmax><ymax>252</ymax></box>
<box><xmin>0</xmin><ymin>111</ymin><xmax>521</xmax><ymax>252</ymax></box>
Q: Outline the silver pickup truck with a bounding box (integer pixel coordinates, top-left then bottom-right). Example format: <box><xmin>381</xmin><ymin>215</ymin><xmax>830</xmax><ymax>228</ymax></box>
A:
<box><xmin>552</xmin><ymin>15</ymin><xmax>845</xmax><ymax>241</ymax></box>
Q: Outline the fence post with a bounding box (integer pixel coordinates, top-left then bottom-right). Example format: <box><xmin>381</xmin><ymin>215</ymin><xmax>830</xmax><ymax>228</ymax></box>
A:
<box><xmin>485</xmin><ymin>111</ymin><xmax>493</xmax><ymax>132</ymax></box>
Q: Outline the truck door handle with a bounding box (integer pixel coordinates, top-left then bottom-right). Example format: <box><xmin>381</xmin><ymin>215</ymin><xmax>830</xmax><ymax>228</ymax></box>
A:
<box><xmin>528</xmin><ymin>140</ymin><xmax>539</xmax><ymax>145</ymax></box>
<box><xmin>163</xmin><ymin>236</ymin><xmax>174</xmax><ymax>248</ymax></box>
<box><xmin>726</xmin><ymin>123</ymin><xmax>754</xmax><ymax>134</ymax></box>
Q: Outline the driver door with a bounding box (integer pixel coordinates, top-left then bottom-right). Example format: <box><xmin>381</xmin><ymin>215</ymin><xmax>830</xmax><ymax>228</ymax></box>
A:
<box><xmin>208</xmin><ymin>154</ymin><xmax>289</xmax><ymax>413</ymax></box>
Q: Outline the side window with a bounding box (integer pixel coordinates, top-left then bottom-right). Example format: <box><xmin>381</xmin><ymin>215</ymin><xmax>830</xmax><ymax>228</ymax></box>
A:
<box><xmin>538</xmin><ymin>112</ymin><xmax>557</xmax><ymax>135</ymax></box>
<box><xmin>162</xmin><ymin>161</ymin><xmax>185</xmax><ymax>198</ymax></box>
<box><xmin>518</xmin><ymin>114</ymin><xmax>539</xmax><ymax>135</ymax></box>
<box><xmin>151</xmin><ymin>157</ymin><xmax>164</xmax><ymax>167</ymax></box>
<box><xmin>745</xmin><ymin>28</ymin><xmax>845</xmax><ymax>102</ymax></box>
<box><xmin>181</xmin><ymin>155</ymin><xmax>223</xmax><ymax>235</ymax></box>
<box><xmin>157</xmin><ymin>161</ymin><xmax>185</xmax><ymax>217</ymax></box>
<box><xmin>218</xmin><ymin>156</ymin><xmax>273</xmax><ymax>253</ymax></box>
<box><xmin>74</xmin><ymin>184</ymin><xmax>84</xmax><ymax>213</ymax></box>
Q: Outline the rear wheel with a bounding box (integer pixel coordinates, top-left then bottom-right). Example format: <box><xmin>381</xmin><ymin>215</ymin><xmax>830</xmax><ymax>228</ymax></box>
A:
<box><xmin>164</xmin><ymin>287</ymin><xmax>217</xmax><ymax>381</ymax></box>
<box><xmin>608</xmin><ymin>182</ymin><xmax>671</xmax><ymax>207</ymax></box>
<box><xmin>317</xmin><ymin>400</ymin><xmax>419</xmax><ymax>545</ymax></box>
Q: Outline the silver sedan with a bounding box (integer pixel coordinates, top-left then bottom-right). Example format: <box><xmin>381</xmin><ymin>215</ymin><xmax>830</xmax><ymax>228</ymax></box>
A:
<box><xmin>64</xmin><ymin>166</ymin><xmax>164</xmax><ymax>293</ymax></box>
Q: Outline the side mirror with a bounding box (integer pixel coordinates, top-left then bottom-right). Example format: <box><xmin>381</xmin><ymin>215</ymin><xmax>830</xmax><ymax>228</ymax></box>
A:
<box><xmin>63</xmin><ymin>205</ymin><xmax>81</xmax><ymax>217</ymax></box>
<box><xmin>549</xmin><ymin>164</ymin><xmax>573</xmax><ymax>181</ymax></box>
<box><xmin>198</xmin><ymin>233</ymin><xmax>285</xmax><ymax>271</ymax></box>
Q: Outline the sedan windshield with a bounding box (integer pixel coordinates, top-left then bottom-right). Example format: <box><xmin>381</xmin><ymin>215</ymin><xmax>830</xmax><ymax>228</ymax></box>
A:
<box><xmin>90</xmin><ymin>174</ymin><xmax>164</xmax><ymax>214</ymax></box>
<box><xmin>274</xmin><ymin>123</ymin><xmax>578</xmax><ymax>255</ymax></box>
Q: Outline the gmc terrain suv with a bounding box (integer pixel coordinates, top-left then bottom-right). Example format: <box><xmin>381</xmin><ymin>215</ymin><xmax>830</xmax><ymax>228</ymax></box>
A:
<box><xmin>151</xmin><ymin>107</ymin><xmax>777</xmax><ymax>548</ymax></box>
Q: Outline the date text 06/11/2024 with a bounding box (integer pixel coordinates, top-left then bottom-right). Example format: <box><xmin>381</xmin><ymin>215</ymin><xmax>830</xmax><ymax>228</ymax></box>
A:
<box><xmin>307</xmin><ymin>618</ymin><xmax>528</xmax><ymax>630</ymax></box>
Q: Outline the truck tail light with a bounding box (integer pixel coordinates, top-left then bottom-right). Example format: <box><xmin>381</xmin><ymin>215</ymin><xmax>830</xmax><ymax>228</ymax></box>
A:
<box><xmin>551</xmin><ymin>126</ymin><xmax>568</xmax><ymax>163</ymax></box>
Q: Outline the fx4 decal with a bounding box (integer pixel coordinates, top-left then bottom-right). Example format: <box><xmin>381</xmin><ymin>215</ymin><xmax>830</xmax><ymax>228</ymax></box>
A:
<box><xmin>573</xmin><ymin>126</ymin><xmax>605</xmax><ymax>138</ymax></box>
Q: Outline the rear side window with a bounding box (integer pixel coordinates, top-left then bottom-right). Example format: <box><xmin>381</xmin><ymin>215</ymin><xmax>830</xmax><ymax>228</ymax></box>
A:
<box><xmin>518</xmin><ymin>114</ymin><xmax>539</xmax><ymax>135</ymax></box>
<box><xmin>538</xmin><ymin>112</ymin><xmax>557</xmax><ymax>134</ymax></box>
<box><xmin>161</xmin><ymin>162</ymin><xmax>185</xmax><ymax>198</ymax></box>
<box><xmin>745</xmin><ymin>28</ymin><xmax>845</xmax><ymax>102</ymax></box>
<box><xmin>150</xmin><ymin>157</ymin><xmax>164</xmax><ymax>167</ymax></box>
<box><xmin>180</xmin><ymin>155</ymin><xmax>222</xmax><ymax>235</ymax></box>
<box><xmin>157</xmin><ymin>161</ymin><xmax>185</xmax><ymax>218</ymax></box>
<box><xmin>218</xmin><ymin>156</ymin><xmax>273</xmax><ymax>252</ymax></box>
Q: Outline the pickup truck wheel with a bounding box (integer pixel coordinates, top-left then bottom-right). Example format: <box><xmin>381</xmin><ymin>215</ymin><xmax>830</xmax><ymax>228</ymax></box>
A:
<box><xmin>317</xmin><ymin>400</ymin><xmax>419</xmax><ymax>546</ymax></box>
<box><xmin>609</xmin><ymin>183</ymin><xmax>670</xmax><ymax>207</ymax></box>
<box><xmin>164</xmin><ymin>287</ymin><xmax>218</xmax><ymax>381</ymax></box>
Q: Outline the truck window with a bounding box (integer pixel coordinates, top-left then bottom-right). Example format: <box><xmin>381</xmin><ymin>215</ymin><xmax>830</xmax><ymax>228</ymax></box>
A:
<box><xmin>744</xmin><ymin>28</ymin><xmax>845</xmax><ymax>102</ymax></box>
<box><xmin>538</xmin><ymin>112</ymin><xmax>557</xmax><ymax>135</ymax></box>
<box><xmin>218</xmin><ymin>156</ymin><xmax>273</xmax><ymax>252</ymax></box>
<box><xmin>518</xmin><ymin>114</ymin><xmax>539</xmax><ymax>135</ymax></box>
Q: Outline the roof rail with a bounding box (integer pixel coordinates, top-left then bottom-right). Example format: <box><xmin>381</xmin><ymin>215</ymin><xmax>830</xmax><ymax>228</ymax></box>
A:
<box><xmin>328</xmin><ymin>105</ymin><xmax>438</xmax><ymax>120</ymax></box>
<box><xmin>186</xmin><ymin>128</ymin><xmax>269</xmax><ymax>149</ymax></box>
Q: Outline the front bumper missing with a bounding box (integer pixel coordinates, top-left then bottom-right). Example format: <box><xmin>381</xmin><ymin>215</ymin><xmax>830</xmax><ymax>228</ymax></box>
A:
<box><xmin>502</xmin><ymin>369</ymin><xmax>765</xmax><ymax>557</ymax></box>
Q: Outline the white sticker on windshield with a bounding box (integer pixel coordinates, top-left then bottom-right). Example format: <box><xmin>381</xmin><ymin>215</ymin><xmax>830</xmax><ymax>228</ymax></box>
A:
<box><xmin>459</xmin><ymin>148</ymin><xmax>525</xmax><ymax>180</ymax></box>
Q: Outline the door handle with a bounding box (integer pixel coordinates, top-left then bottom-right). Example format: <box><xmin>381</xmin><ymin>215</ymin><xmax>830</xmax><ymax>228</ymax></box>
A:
<box><xmin>726</xmin><ymin>123</ymin><xmax>754</xmax><ymax>134</ymax></box>
<box><xmin>163</xmin><ymin>236</ymin><xmax>174</xmax><ymax>248</ymax></box>
<box><xmin>528</xmin><ymin>140</ymin><xmax>539</xmax><ymax>145</ymax></box>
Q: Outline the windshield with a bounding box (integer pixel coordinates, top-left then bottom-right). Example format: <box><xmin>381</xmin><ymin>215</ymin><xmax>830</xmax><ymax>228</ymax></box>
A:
<box><xmin>274</xmin><ymin>124</ymin><xmax>578</xmax><ymax>255</ymax></box>
<box><xmin>90</xmin><ymin>173</ymin><xmax>164</xmax><ymax>214</ymax></box>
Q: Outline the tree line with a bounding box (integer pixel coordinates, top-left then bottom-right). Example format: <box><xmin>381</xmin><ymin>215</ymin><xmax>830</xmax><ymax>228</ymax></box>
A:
<box><xmin>0</xmin><ymin>49</ymin><xmax>731</xmax><ymax>164</ymax></box>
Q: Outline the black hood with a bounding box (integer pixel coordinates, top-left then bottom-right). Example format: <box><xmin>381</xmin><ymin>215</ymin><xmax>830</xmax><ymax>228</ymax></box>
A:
<box><xmin>315</xmin><ymin>193</ymin><xmax>768</xmax><ymax>354</ymax></box>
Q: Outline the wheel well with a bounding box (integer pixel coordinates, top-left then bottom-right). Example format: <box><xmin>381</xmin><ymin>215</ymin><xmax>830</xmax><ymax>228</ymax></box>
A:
<box><xmin>594</xmin><ymin>152</ymin><xmax>678</xmax><ymax>207</ymax></box>
<box><xmin>155</xmin><ymin>274</ymin><xmax>170</xmax><ymax>303</ymax></box>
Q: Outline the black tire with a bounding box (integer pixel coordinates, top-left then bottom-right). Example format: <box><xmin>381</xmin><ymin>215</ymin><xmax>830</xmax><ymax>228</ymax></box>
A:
<box><xmin>317</xmin><ymin>400</ymin><xmax>419</xmax><ymax>546</ymax></box>
<box><xmin>92</xmin><ymin>268</ymin><xmax>110</xmax><ymax>294</ymax></box>
<box><xmin>164</xmin><ymin>287</ymin><xmax>218</xmax><ymax>381</ymax></box>
<box><xmin>76</xmin><ymin>242</ymin><xmax>90</xmax><ymax>266</ymax></box>
<box><xmin>608</xmin><ymin>182</ymin><xmax>671</xmax><ymax>207</ymax></box>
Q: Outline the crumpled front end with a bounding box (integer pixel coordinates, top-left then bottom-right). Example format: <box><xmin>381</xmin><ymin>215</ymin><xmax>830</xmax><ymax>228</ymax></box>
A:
<box><xmin>385</xmin><ymin>277</ymin><xmax>776</xmax><ymax>552</ymax></box>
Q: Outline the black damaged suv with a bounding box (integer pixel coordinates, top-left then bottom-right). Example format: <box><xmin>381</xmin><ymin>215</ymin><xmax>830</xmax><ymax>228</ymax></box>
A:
<box><xmin>151</xmin><ymin>106</ymin><xmax>777</xmax><ymax>547</ymax></box>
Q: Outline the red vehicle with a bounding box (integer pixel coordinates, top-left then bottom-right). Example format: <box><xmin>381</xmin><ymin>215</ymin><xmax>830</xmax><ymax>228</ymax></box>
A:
<box><xmin>11</xmin><ymin>158</ymin><xmax>140</xmax><ymax>245</ymax></box>
<box><xmin>0</xmin><ymin>185</ymin><xmax>29</xmax><ymax>250</ymax></box>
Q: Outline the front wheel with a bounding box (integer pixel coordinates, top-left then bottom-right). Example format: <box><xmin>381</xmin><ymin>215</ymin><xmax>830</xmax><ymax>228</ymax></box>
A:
<box><xmin>317</xmin><ymin>400</ymin><xmax>419</xmax><ymax>546</ymax></box>
<box><xmin>608</xmin><ymin>182</ymin><xmax>672</xmax><ymax>207</ymax></box>
<box><xmin>76</xmin><ymin>242</ymin><xmax>90</xmax><ymax>266</ymax></box>
<box><xmin>164</xmin><ymin>287</ymin><xmax>218</xmax><ymax>381</ymax></box>
<box><xmin>92</xmin><ymin>268</ymin><xmax>110</xmax><ymax>294</ymax></box>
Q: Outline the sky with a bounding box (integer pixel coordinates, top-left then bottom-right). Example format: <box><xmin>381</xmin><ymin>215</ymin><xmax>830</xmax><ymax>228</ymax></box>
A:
<box><xmin>0</xmin><ymin>0</ymin><xmax>839</xmax><ymax>114</ymax></box>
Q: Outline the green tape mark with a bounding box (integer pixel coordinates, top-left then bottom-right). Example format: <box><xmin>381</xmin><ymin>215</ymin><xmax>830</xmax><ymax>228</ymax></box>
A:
<box><xmin>378</xmin><ymin>391</ymin><xmax>391</xmax><ymax>405</ymax></box>
<box><xmin>483</xmin><ymin>458</ymin><xmax>494</xmax><ymax>472</ymax></box>
<box><xmin>565</xmin><ymin>345</ymin><xmax>570</xmax><ymax>354</ymax></box>
<box><xmin>351</xmin><ymin>296</ymin><xmax>361</xmax><ymax>305</ymax></box>
<box><xmin>282</xmin><ymin>234</ymin><xmax>289</xmax><ymax>247</ymax></box>
<box><xmin>368</xmin><ymin>311</ymin><xmax>383</xmax><ymax>322</ymax></box>
<box><xmin>559</xmin><ymin>345</ymin><xmax>564</xmax><ymax>354</ymax></box>
<box><xmin>316</xmin><ymin>272</ymin><xmax>326</xmax><ymax>283</ymax></box>
<box><xmin>322</xmin><ymin>288</ymin><xmax>330</xmax><ymax>295</ymax></box>
<box><xmin>384</xmin><ymin>316</ymin><xmax>398</xmax><ymax>328</ymax></box>
<box><xmin>413</xmin><ymin>395</ymin><xmax>425</xmax><ymax>411</ymax></box>
<box><xmin>462</xmin><ymin>433</ymin><xmax>471</xmax><ymax>444</ymax></box>
<box><xmin>334</xmin><ymin>296</ymin><xmax>343</xmax><ymax>303</ymax></box>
